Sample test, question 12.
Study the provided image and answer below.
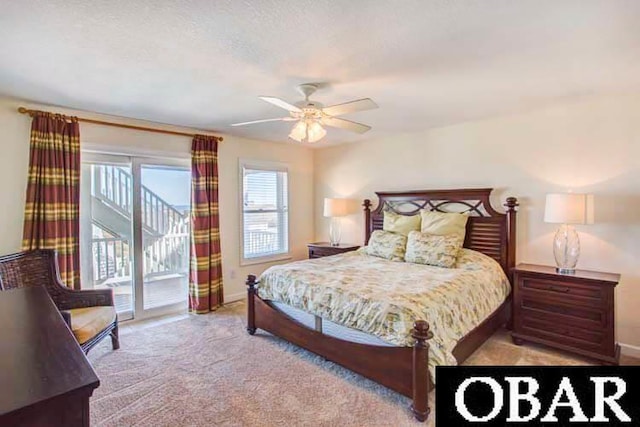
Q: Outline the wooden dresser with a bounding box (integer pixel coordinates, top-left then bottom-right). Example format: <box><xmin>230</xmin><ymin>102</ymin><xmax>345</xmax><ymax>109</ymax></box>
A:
<box><xmin>0</xmin><ymin>287</ymin><xmax>100</xmax><ymax>426</ymax></box>
<box><xmin>308</xmin><ymin>242</ymin><xmax>360</xmax><ymax>259</ymax></box>
<box><xmin>512</xmin><ymin>263</ymin><xmax>620</xmax><ymax>365</ymax></box>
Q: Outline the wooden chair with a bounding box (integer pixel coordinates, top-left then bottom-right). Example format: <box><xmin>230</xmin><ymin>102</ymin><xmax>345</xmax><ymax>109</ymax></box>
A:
<box><xmin>0</xmin><ymin>249</ymin><xmax>119</xmax><ymax>354</ymax></box>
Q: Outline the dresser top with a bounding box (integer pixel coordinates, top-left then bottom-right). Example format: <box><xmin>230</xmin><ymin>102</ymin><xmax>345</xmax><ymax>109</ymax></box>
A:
<box><xmin>514</xmin><ymin>263</ymin><xmax>620</xmax><ymax>284</ymax></box>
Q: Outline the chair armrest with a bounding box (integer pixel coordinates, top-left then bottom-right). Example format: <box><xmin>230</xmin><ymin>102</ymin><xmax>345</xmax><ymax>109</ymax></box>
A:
<box><xmin>59</xmin><ymin>310</ymin><xmax>72</xmax><ymax>328</ymax></box>
<box><xmin>54</xmin><ymin>287</ymin><xmax>115</xmax><ymax>311</ymax></box>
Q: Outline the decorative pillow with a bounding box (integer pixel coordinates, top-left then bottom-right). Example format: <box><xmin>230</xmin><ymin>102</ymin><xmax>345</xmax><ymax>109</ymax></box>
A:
<box><xmin>383</xmin><ymin>211</ymin><xmax>421</xmax><ymax>236</ymax></box>
<box><xmin>404</xmin><ymin>231</ymin><xmax>463</xmax><ymax>268</ymax></box>
<box><xmin>420</xmin><ymin>210</ymin><xmax>469</xmax><ymax>241</ymax></box>
<box><xmin>366</xmin><ymin>230</ymin><xmax>407</xmax><ymax>262</ymax></box>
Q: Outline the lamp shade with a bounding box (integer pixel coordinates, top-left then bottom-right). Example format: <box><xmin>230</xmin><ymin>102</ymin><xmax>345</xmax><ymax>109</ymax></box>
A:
<box><xmin>288</xmin><ymin>120</ymin><xmax>327</xmax><ymax>143</ymax></box>
<box><xmin>544</xmin><ymin>193</ymin><xmax>594</xmax><ymax>225</ymax></box>
<box><xmin>323</xmin><ymin>198</ymin><xmax>350</xmax><ymax>217</ymax></box>
<box><xmin>288</xmin><ymin>121</ymin><xmax>307</xmax><ymax>142</ymax></box>
<box><xmin>306</xmin><ymin>122</ymin><xmax>326</xmax><ymax>143</ymax></box>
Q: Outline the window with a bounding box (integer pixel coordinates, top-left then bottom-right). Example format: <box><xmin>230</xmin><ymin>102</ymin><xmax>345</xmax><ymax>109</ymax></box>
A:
<box><xmin>240</xmin><ymin>161</ymin><xmax>289</xmax><ymax>263</ymax></box>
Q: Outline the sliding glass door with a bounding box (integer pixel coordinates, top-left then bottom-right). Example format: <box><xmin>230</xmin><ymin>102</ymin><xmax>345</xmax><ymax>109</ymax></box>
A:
<box><xmin>80</xmin><ymin>155</ymin><xmax>135</xmax><ymax>319</ymax></box>
<box><xmin>139</xmin><ymin>163</ymin><xmax>191</xmax><ymax>312</ymax></box>
<box><xmin>80</xmin><ymin>154</ymin><xmax>191</xmax><ymax>320</ymax></box>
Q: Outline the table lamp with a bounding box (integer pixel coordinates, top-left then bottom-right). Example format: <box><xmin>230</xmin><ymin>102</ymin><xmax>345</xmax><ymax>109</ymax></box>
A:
<box><xmin>323</xmin><ymin>198</ymin><xmax>350</xmax><ymax>246</ymax></box>
<box><xmin>544</xmin><ymin>193</ymin><xmax>594</xmax><ymax>274</ymax></box>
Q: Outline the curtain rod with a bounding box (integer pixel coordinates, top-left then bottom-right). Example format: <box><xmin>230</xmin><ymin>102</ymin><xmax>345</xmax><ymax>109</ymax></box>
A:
<box><xmin>17</xmin><ymin>107</ymin><xmax>223</xmax><ymax>141</ymax></box>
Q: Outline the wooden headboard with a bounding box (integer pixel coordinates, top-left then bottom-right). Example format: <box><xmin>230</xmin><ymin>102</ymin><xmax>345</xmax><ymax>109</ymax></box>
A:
<box><xmin>363</xmin><ymin>188</ymin><xmax>518</xmax><ymax>278</ymax></box>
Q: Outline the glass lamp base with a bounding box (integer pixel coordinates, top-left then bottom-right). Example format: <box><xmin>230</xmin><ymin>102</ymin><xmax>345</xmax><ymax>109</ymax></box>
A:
<box><xmin>329</xmin><ymin>217</ymin><xmax>342</xmax><ymax>246</ymax></box>
<box><xmin>553</xmin><ymin>224</ymin><xmax>580</xmax><ymax>274</ymax></box>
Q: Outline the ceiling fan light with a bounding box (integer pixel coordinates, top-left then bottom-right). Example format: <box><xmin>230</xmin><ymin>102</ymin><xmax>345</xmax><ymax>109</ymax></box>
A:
<box><xmin>307</xmin><ymin>121</ymin><xmax>327</xmax><ymax>143</ymax></box>
<box><xmin>288</xmin><ymin>121</ymin><xmax>307</xmax><ymax>142</ymax></box>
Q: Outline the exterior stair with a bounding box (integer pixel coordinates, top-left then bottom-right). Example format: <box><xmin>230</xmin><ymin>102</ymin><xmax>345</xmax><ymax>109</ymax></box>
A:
<box><xmin>90</xmin><ymin>165</ymin><xmax>189</xmax><ymax>285</ymax></box>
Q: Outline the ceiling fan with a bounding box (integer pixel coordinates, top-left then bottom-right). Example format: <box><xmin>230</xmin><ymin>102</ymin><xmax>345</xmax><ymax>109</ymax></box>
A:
<box><xmin>231</xmin><ymin>83</ymin><xmax>378</xmax><ymax>143</ymax></box>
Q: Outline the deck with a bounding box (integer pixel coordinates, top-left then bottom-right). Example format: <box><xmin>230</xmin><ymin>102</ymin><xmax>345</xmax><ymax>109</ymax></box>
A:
<box><xmin>95</xmin><ymin>274</ymin><xmax>188</xmax><ymax>314</ymax></box>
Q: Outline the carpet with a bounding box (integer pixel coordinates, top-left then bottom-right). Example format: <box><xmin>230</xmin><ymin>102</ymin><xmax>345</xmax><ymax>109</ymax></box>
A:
<box><xmin>88</xmin><ymin>301</ymin><xmax>637</xmax><ymax>426</ymax></box>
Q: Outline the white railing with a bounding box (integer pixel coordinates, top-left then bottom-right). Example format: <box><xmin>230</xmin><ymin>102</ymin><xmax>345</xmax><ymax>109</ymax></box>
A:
<box><xmin>92</xmin><ymin>237</ymin><xmax>131</xmax><ymax>283</ymax></box>
<box><xmin>244</xmin><ymin>229</ymin><xmax>281</xmax><ymax>259</ymax></box>
<box><xmin>92</xmin><ymin>234</ymin><xmax>190</xmax><ymax>284</ymax></box>
<box><xmin>143</xmin><ymin>233</ymin><xmax>190</xmax><ymax>277</ymax></box>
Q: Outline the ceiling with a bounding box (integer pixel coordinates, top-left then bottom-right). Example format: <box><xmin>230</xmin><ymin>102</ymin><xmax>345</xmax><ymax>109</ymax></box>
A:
<box><xmin>1</xmin><ymin>0</ymin><xmax>639</xmax><ymax>146</ymax></box>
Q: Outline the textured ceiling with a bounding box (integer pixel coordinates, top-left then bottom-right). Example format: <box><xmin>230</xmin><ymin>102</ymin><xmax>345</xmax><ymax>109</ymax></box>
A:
<box><xmin>1</xmin><ymin>0</ymin><xmax>640</xmax><ymax>145</ymax></box>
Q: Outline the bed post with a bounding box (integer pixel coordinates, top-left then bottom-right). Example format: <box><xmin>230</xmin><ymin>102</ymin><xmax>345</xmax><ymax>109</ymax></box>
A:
<box><xmin>246</xmin><ymin>275</ymin><xmax>257</xmax><ymax>335</ymax></box>
<box><xmin>504</xmin><ymin>197</ymin><xmax>519</xmax><ymax>280</ymax></box>
<box><xmin>504</xmin><ymin>197</ymin><xmax>518</xmax><ymax>331</ymax></box>
<box><xmin>411</xmin><ymin>320</ymin><xmax>433</xmax><ymax>422</ymax></box>
<box><xmin>363</xmin><ymin>199</ymin><xmax>372</xmax><ymax>245</ymax></box>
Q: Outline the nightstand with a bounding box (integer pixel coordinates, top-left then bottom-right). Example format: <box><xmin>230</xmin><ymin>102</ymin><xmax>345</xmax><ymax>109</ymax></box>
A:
<box><xmin>512</xmin><ymin>263</ymin><xmax>621</xmax><ymax>365</ymax></box>
<box><xmin>308</xmin><ymin>242</ymin><xmax>360</xmax><ymax>259</ymax></box>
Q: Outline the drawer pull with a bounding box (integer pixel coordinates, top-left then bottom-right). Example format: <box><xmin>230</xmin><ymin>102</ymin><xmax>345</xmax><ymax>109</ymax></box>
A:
<box><xmin>547</xmin><ymin>285</ymin><xmax>570</xmax><ymax>293</ymax></box>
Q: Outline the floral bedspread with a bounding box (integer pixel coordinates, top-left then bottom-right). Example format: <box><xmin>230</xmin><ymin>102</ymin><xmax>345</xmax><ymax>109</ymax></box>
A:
<box><xmin>257</xmin><ymin>249</ymin><xmax>511</xmax><ymax>378</ymax></box>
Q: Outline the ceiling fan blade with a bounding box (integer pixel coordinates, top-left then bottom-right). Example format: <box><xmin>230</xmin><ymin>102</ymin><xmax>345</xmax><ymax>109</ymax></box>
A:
<box><xmin>322</xmin><ymin>98</ymin><xmax>378</xmax><ymax>116</ymax></box>
<box><xmin>231</xmin><ymin>117</ymin><xmax>295</xmax><ymax>127</ymax></box>
<box><xmin>322</xmin><ymin>117</ymin><xmax>371</xmax><ymax>134</ymax></box>
<box><xmin>259</xmin><ymin>96</ymin><xmax>302</xmax><ymax>113</ymax></box>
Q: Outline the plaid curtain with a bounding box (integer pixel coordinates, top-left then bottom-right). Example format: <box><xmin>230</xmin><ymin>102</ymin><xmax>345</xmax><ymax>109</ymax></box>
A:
<box><xmin>189</xmin><ymin>135</ymin><xmax>223</xmax><ymax>313</ymax></box>
<box><xmin>22</xmin><ymin>113</ymin><xmax>81</xmax><ymax>289</ymax></box>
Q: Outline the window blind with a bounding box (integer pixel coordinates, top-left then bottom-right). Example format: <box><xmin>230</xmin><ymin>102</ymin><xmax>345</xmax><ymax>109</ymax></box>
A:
<box><xmin>242</xmin><ymin>165</ymin><xmax>289</xmax><ymax>260</ymax></box>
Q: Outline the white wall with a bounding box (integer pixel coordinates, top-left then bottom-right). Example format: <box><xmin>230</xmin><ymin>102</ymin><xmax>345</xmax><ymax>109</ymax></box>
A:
<box><xmin>314</xmin><ymin>93</ymin><xmax>640</xmax><ymax>353</ymax></box>
<box><xmin>0</xmin><ymin>96</ymin><xmax>314</xmax><ymax>302</ymax></box>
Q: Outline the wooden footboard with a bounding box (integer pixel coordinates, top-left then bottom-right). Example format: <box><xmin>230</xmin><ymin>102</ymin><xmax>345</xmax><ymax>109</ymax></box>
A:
<box><xmin>246</xmin><ymin>275</ymin><xmax>433</xmax><ymax>421</ymax></box>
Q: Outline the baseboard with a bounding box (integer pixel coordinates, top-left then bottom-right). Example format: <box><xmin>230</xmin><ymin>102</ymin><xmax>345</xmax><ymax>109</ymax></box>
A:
<box><xmin>225</xmin><ymin>292</ymin><xmax>245</xmax><ymax>304</ymax></box>
<box><xmin>619</xmin><ymin>342</ymin><xmax>640</xmax><ymax>359</ymax></box>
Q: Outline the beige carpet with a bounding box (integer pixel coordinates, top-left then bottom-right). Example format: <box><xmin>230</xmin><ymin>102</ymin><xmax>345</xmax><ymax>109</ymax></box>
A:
<box><xmin>88</xmin><ymin>302</ymin><xmax>639</xmax><ymax>427</ymax></box>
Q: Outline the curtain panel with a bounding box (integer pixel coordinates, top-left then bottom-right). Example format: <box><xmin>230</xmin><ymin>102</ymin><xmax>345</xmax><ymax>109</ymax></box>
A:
<box><xmin>189</xmin><ymin>135</ymin><xmax>223</xmax><ymax>313</ymax></box>
<box><xmin>22</xmin><ymin>113</ymin><xmax>81</xmax><ymax>289</ymax></box>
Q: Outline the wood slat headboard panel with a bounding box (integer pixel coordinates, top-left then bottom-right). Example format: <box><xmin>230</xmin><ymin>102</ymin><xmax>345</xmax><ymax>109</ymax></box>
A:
<box><xmin>363</xmin><ymin>188</ymin><xmax>518</xmax><ymax>278</ymax></box>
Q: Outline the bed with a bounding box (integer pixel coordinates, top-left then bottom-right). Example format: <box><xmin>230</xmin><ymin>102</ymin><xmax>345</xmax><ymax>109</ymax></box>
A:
<box><xmin>246</xmin><ymin>188</ymin><xmax>518</xmax><ymax>421</ymax></box>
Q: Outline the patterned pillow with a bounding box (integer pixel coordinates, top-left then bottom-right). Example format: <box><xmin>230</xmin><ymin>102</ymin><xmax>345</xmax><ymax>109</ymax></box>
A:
<box><xmin>383</xmin><ymin>211</ymin><xmax>421</xmax><ymax>236</ymax></box>
<box><xmin>366</xmin><ymin>230</ymin><xmax>407</xmax><ymax>262</ymax></box>
<box><xmin>404</xmin><ymin>231</ymin><xmax>463</xmax><ymax>268</ymax></box>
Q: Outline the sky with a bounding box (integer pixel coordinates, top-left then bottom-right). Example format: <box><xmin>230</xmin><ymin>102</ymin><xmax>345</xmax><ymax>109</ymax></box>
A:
<box><xmin>142</xmin><ymin>166</ymin><xmax>191</xmax><ymax>207</ymax></box>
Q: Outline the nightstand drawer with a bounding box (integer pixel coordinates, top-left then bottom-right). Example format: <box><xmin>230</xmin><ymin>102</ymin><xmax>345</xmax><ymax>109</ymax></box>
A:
<box><xmin>307</xmin><ymin>243</ymin><xmax>360</xmax><ymax>259</ymax></box>
<box><xmin>520</xmin><ymin>292</ymin><xmax>605</xmax><ymax>321</ymax></box>
<box><xmin>309</xmin><ymin>247</ymin><xmax>333</xmax><ymax>258</ymax></box>
<box><xmin>519</xmin><ymin>279</ymin><xmax>604</xmax><ymax>311</ymax></box>
<box><xmin>520</xmin><ymin>303</ymin><xmax>604</xmax><ymax>330</ymax></box>
<box><xmin>520</xmin><ymin>316</ymin><xmax>604</xmax><ymax>351</ymax></box>
<box><xmin>521</xmin><ymin>277</ymin><xmax>603</xmax><ymax>300</ymax></box>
